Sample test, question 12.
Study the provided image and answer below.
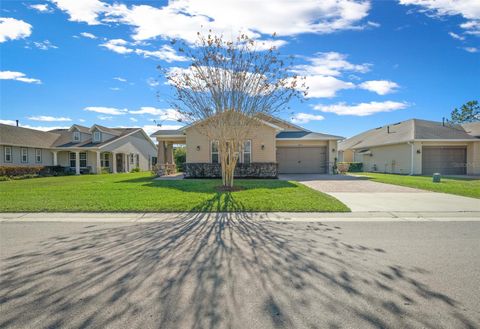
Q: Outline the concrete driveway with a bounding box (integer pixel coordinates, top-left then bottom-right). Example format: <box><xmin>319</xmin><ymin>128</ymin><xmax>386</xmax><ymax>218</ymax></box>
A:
<box><xmin>280</xmin><ymin>174</ymin><xmax>480</xmax><ymax>212</ymax></box>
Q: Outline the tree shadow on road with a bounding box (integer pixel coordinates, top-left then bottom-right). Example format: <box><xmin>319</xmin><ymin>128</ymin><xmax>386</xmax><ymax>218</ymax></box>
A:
<box><xmin>0</xmin><ymin>215</ymin><xmax>477</xmax><ymax>329</ymax></box>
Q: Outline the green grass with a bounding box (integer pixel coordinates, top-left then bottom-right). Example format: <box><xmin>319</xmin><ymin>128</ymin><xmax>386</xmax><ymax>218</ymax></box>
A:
<box><xmin>0</xmin><ymin>172</ymin><xmax>349</xmax><ymax>212</ymax></box>
<box><xmin>354</xmin><ymin>172</ymin><xmax>480</xmax><ymax>199</ymax></box>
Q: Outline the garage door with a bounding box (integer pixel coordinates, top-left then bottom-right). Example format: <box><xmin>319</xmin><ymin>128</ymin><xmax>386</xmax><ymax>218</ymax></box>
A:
<box><xmin>422</xmin><ymin>146</ymin><xmax>467</xmax><ymax>175</ymax></box>
<box><xmin>277</xmin><ymin>147</ymin><xmax>327</xmax><ymax>173</ymax></box>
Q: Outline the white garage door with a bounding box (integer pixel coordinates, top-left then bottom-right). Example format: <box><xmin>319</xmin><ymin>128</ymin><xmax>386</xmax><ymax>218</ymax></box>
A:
<box><xmin>277</xmin><ymin>147</ymin><xmax>327</xmax><ymax>174</ymax></box>
<box><xmin>422</xmin><ymin>146</ymin><xmax>467</xmax><ymax>175</ymax></box>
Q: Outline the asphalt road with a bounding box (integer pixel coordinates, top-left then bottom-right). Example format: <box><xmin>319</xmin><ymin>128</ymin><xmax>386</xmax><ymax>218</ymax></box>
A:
<box><xmin>1</xmin><ymin>216</ymin><xmax>479</xmax><ymax>329</ymax></box>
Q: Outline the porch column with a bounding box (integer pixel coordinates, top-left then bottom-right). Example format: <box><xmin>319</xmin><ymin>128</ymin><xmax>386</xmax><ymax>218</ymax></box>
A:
<box><xmin>75</xmin><ymin>151</ymin><xmax>80</xmax><ymax>175</ymax></box>
<box><xmin>112</xmin><ymin>152</ymin><xmax>117</xmax><ymax>173</ymax></box>
<box><xmin>157</xmin><ymin>141</ymin><xmax>166</xmax><ymax>164</ymax></box>
<box><xmin>96</xmin><ymin>151</ymin><xmax>102</xmax><ymax>174</ymax></box>
<box><xmin>52</xmin><ymin>151</ymin><xmax>58</xmax><ymax>166</ymax></box>
<box><xmin>166</xmin><ymin>142</ymin><xmax>174</xmax><ymax>164</ymax></box>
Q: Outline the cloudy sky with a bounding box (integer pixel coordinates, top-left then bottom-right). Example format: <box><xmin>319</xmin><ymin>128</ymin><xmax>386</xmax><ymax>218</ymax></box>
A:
<box><xmin>1</xmin><ymin>0</ymin><xmax>479</xmax><ymax>137</ymax></box>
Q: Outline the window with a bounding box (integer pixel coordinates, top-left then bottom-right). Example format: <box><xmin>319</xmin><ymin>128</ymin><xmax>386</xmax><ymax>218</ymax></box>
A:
<box><xmin>79</xmin><ymin>152</ymin><xmax>87</xmax><ymax>168</ymax></box>
<box><xmin>35</xmin><ymin>149</ymin><xmax>42</xmax><ymax>163</ymax></box>
<box><xmin>70</xmin><ymin>152</ymin><xmax>87</xmax><ymax>168</ymax></box>
<box><xmin>101</xmin><ymin>153</ymin><xmax>110</xmax><ymax>167</ymax></box>
<box><xmin>21</xmin><ymin>148</ymin><xmax>28</xmax><ymax>163</ymax></box>
<box><xmin>130</xmin><ymin>153</ymin><xmax>135</xmax><ymax>164</ymax></box>
<box><xmin>151</xmin><ymin>156</ymin><xmax>158</xmax><ymax>167</ymax></box>
<box><xmin>73</xmin><ymin>131</ymin><xmax>80</xmax><ymax>142</ymax></box>
<box><xmin>135</xmin><ymin>154</ymin><xmax>139</xmax><ymax>167</ymax></box>
<box><xmin>70</xmin><ymin>152</ymin><xmax>76</xmax><ymax>167</ymax></box>
<box><xmin>93</xmin><ymin>131</ymin><xmax>101</xmax><ymax>142</ymax></box>
<box><xmin>4</xmin><ymin>146</ymin><xmax>12</xmax><ymax>163</ymax></box>
<box><xmin>211</xmin><ymin>141</ymin><xmax>219</xmax><ymax>164</ymax></box>
<box><xmin>240</xmin><ymin>140</ymin><xmax>251</xmax><ymax>164</ymax></box>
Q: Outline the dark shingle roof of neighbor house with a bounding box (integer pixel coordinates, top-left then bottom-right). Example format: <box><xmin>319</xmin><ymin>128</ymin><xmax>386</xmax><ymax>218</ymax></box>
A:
<box><xmin>276</xmin><ymin>131</ymin><xmax>343</xmax><ymax>140</ymax></box>
<box><xmin>0</xmin><ymin>124</ymin><xmax>141</xmax><ymax>149</ymax></box>
<box><xmin>339</xmin><ymin>119</ymin><xmax>479</xmax><ymax>151</ymax></box>
<box><xmin>0</xmin><ymin>124</ymin><xmax>61</xmax><ymax>148</ymax></box>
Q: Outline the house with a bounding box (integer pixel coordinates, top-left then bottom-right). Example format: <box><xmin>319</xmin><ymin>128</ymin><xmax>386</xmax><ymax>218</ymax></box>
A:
<box><xmin>338</xmin><ymin>119</ymin><xmax>480</xmax><ymax>175</ymax></box>
<box><xmin>0</xmin><ymin>123</ymin><xmax>157</xmax><ymax>174</ymax></box>
<box><xmin>151</xmin><ymin>113</ymin><xmax>343</xmax><ymax>178</ymax></box>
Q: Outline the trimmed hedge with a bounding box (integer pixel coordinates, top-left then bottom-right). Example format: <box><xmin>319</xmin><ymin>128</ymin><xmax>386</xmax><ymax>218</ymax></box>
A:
<box><xmin>337</xmin><ymin>162</ymin><xmax>363</xmax><ymax>173</ymax></box>
<box><xmin>0</xmin><ymin>165</ymin><xmax>72</xmax><ymax>178</ymax></box>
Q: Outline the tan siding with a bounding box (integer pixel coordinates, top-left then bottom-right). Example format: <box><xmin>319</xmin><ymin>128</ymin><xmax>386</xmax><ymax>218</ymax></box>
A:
<box><xmin>363</xmin><ymin>143</ymin><xmax>412</xmax><ymax>174</ymax></box>
<box><xmin>0</xmin><ymin>146</ymin><xmax>54</xmax><ymax>166</ymax></box>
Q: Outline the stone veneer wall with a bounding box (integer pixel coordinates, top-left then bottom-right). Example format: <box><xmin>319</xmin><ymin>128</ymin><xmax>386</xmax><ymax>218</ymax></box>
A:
<box><xmin>184</xmin><ymin>163</ymin><xmax>278</xmax><ymax>178</ymax></box>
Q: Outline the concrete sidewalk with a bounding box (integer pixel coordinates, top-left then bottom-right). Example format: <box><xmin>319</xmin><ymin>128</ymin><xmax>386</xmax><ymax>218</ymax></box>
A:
<box><xmin>1</xmin><ymin>211</ymin><xmax>480</xmax><ymax>222</ymax></box>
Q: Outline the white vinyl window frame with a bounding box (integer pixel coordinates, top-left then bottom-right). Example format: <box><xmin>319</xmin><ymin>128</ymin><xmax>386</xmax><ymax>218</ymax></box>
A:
<box><xmin>241</xmin><ymin>140</ymin><xmax>251</xmax><ymax>164</ymax></box>
<box><xmin>35</xmin><ymin>148</ymin><xmax>42</xmax><ymax>163</ymax></box>
<box><xmin>211</xmin><ymin>141</ymin><xmax>219</xmax><ymax>164</ymax></box>
<box><xmin>69</xmin><ymin>152</ymin><xmax>88</xmax><ymax>168</ymax></box>
<box><xmin>4</xmin><ymin>146</ymin><xmax>12</xmax><ymax>163</ymax></box>
<box><xmin>21</xmin><ymin>148</ymin><xmax>28</xmax><ymax>163</ymax></box>
<box><xmin>93</xmin><ymin>131</ymin><xmax>101</xmax><ymax>142</ymax></box>
<box><xmin>101</xmin><ymin>153</ymin><xmax>110</xmax><ymax>167</ymax></box>
<box><xmin>73</xmin><ymin>131</ymin><xmax>81</xmax><ymax>142</ymax></box>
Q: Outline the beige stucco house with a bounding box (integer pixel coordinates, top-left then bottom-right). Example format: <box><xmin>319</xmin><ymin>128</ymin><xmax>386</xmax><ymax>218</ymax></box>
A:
<box><xmin>0</xmin><ymin>123</ymin><xmax>157</xmax><ymax>174</ymax></box>
<box><xmin>151</xmin><ymin>114</ymin><xmax>343</xmax><ymax>178</ymax></box>
<box><xmin>338</xmin><ymin>119</ymin><xmax>480</xmax><ymax>175</ymax></box>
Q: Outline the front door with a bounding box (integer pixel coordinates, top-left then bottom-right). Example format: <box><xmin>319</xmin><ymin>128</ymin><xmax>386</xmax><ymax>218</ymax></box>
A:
<box><xmin>116</xmin><ymin>154</ymin><xmax>123</xmax><ymax>172</ymax></box>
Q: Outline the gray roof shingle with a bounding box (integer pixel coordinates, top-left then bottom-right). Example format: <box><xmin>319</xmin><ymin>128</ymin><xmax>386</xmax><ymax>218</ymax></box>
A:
<box><xmin>0</xmin><ymin>124</ymin><xmax>61</xmax><ymax>148</ymax></box>
<box><xmin>276</xmin><ymin>131</ymin><xmax>343</xmax><ymax>140</ymax></box>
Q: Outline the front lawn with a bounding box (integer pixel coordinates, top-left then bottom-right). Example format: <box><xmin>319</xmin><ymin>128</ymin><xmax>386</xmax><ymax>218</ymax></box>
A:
<box><xmin>355</xmin><ymin>172</ymin><xmax>480</xmax><ymax>199</ymax></box>
<box><xmin>0</xmin><ymin>172</ymin><xmax>349</xmax><ymax>212</ymax></box>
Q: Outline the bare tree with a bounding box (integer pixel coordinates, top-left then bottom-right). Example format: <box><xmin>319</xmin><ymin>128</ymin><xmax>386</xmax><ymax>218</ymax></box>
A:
<box><xmin>160</xmin><ymin>32</ymin><xmax>305</xmax><ymax>188</ymax></box>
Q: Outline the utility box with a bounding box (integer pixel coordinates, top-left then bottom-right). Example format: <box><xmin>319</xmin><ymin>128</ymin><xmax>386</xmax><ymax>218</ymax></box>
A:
<box><xmin>432</xmin><ymin>173</ymin><xmax>441</xmax><ymax>183</ymax></box>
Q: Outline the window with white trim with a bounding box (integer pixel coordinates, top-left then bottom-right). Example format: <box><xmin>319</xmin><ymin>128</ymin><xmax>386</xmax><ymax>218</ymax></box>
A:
<box><xmin>101</xmin><ymin>153</ymin><xmax>110</xmax><ymax>167</ymax></box>
<box><xmin>70</xmin><ymin>152</ymin><xmax>76</xmax><ymax>167</ymax></box>
<box><xmin>4</xmin><ymin>146</ymin><xmax>12</xmax><ymax>163</ymax></box>
<box><xmin>211</xmin><ymin>141</ymin><xmax>219</xmax><ymax>164</ymax></box>
<box><xmin>73</xmin><ymin>131</ymin><xmax>80</xmax><ymax>142</ymax></box>
<box><xmin>130</xmin><ymin>154</ymin><xmax>135</xmax><ymax>165</ymax></box>
<box><xmin>35</xmin><ymin>149</ymin><xmax>42</xmax><ymax>163</ymax></box>
<box><xmin>135</xmin><ymin>154</ymin><xmax>139</xmax><ymax>167</ymax></box>
<box><xmin>70</xmin><ymin>152</ymin><xmax>87</xmax><ymax>168</ymax></box>
<box><xmin>93</xmin><ymin>131</ymin><xmax>101</xmax><ymax>142</ymax></box>
<box><xmin>21</xmin><ymin>148</ymin><xmax>28</xmax><ymax>163</ymax></box>
<box><xmin>241</xmin><ymin>140</ymin><xmax>251</xmax><ymax>164</ymax></box>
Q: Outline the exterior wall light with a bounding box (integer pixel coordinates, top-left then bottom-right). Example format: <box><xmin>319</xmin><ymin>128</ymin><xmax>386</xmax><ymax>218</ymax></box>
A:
<box><xmin>261</xmin><ymin>144</ymin><xmax>265</xmax><ymax>150</ymax></box>
<box><xmin>196</xmin><ymin>146</ymin><xmax>201</xmax><ymax>151</ymax></box>
<box><xmin>332</xmin><ymin>148</ymin><xmax>336</xmax><ymax>152</ymax></box>
<box><xmin>417</xmin><ymin>149</ymin><xmax>421</xmax><ymax>154</ymax></box>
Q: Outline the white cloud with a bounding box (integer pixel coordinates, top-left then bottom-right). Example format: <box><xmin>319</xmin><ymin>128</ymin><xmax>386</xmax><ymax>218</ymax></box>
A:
<box><xmin>400</xmin><ymin>0</ymin><xmax>480</xmax><ymax>36</ymax></box>
<box><xmin>358</xmin><ymin>80</ymin><xmax>399</xmax><ymax>95</ymax></box>
<box><xmin>110</xmin><ymin>87</ymin><xmax>121</xmax><ymax>91</ymax></box>
<box><xmin>100</xmin><ymin>38</ymin><xmax>133</xmax><ymax>54</ymax></box>
<box><xmin>113</xmin><ymin>77</ymin><xmax>127</xmax><ymax>82</ymax></box>
<box><xmin>0</xmin><ymin>119</ymin><xmax>17</xmax><ymax>125</ymax></box>
<box><xmin>28</xmin><ymin>4</ymin><xmax>52</xmax><ymax>13</ymax></box>
<box><xmin>79</xmin><ymin>118</ymin><xmax>86</xmax><ymax>123</ymax></box>
<box><xmin>293</xmin><ymin>52</ymin><xmax>371</xmax><ymax>77</ymax></box>
<box><xmin>129</xmin><ymin>107</ymin><xmax>185</xmax><ymax>121</ymax></box>
<box><xmin>98</xmin><ymin>115</ymin><xmax>113</xmax><ymax>120</ymax></box>
<box><xmin>0</xmin><ymin>71</ymin><xmax>42</xmax><ymax>84</ymax></box>
<box><xmin>130</xmin><ymin>117</ymin><xmax>138</xmax><ymax>122</ymax></box>
<box><xmin>27</xmin><ymin>115</ymin><xmax>71</xmax><ymax>122</ymax></box>
<box><xmin>252</xmin><ymin>39</ymin><xmax>288</xmax><ymax>51</ymax></box>
<box><xmin>0</xmin><ymin>18</ymin><xmax>32</xmax><ymax>43</ymax></box>
<box><xmin>314</xmin><ymin>101</ymin><xmax>408</xmax><ymax>116</ymax></box>
<box><xmin>146</xmin><ymin>77</ymin><xmax>159</xmax><ymax>87</ymax></box>
<box><xmin>135</xmin><ymin>44</ymin><xmax>187</xmax><ymax>62</ymax></box>
<box><xmin>463</xmin><ymin>47</ymin><xmax>478</xmax><ymax>53</ymax></box>
<box><xmin>448</xmin><ymin>31</ymin><xmax>465</xmax><ymax>40</ymax></box>
<box><xmin>33</xmin><ymin>40</ymin><xmax>58</xmax><ymax>50</ymax></box>
<box><xmin>291</xmin><ymin>113</ymin><xmax>325</xmax><ymax>123</ymax></box>
<box><xmin>303</xmin><ymin>75</ymin><xmax>355</xmax><ymax>98</ymax></box>
<box><xmin>80</xmin><ymin>32</ymin><xmax>97</xmax><ymax>39</ymax></box>
<box><xmin>53</xmin><ymin>0</ymin><xmax>372</xmax><ymax>43</ymax></box>
<box><xmin>84</xmin><ymin>106</ymin><xmax>128</xmax><ymax>115</ymax></box>
<box><xmin>52</xmin><ymin>0</ymin><xmax>107</xmax><ymax>25</ymax></box>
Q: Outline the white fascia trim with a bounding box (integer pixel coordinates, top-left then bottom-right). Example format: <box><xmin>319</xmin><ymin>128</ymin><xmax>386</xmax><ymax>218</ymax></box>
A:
<box><xmin>99</xmin><ymin>129</ymin><xmax>157</xmax><ymax>150</ymax></box>
<box><xmin>154</xmin><ymin>135</ymin><xmax>186</xmax><ymax>139</ymax></box>
<box><xmin>414</xmin><ymin>139</ymin><xmax>477</xmax><ymax>142</ymax></box>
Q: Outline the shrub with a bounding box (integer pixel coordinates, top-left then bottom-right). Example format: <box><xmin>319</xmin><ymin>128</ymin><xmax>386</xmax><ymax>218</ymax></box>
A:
<box><xmin>174</xmin><ymin>147</ymin><xmax>186</xmax><ymax>172</ymax></box>
<box><xmin>0</xmin><ymin>166</ymin><xmax>44</xmax><ymax>177</ymax></box>
<box><xmin>337</xmin><ymin>162</ymin><xmax>363</xmax><ymax>173</ymax></box>
<box><xmin>131</xmin><ymin>167</ymin><xmax>140</xmax><ymax>173</ymax></box>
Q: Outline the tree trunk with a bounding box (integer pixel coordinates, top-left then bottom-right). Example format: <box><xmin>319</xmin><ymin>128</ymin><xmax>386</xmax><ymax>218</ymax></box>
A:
<box><xmin>220</xmin><ymin>142</ymin><xmax>238</xmax><ymax>188</ymax></box>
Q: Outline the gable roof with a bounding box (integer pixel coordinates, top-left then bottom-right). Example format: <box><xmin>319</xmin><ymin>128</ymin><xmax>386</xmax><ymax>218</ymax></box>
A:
<box><xmin>0</xmin><ymin>124</ymin><xmax>61</xmax><ymax>148</ymax></box>
<box><xmin>462</xmin><ymin>122</ymin><xmax>480</xmax><ymax>137</ymax></box>
<box><xmin>52</xmin><ymin>128</ymin><xmax>141</xmax><ymax>148</ymax></box>
<box><xmin>68</xmin><ymin>124</ymin><xmax>90</xmax><ymax>133</ymax></box>
<box><xmin>90</xmin><ymin>124</ymin><xmax>122</xmax><ymax>136</ymax></box>
<box><xmin>276</xmin><ymin>131</ymin><xmax>343</xmax><ymax>140</ymax></box>
<box><xmin>339</xmin><ymin>119</ymin><xmax>479</xmax><ymax>150</ymax></box>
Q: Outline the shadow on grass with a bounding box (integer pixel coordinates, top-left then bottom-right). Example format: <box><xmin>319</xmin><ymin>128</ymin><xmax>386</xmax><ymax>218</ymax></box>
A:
<box><xmin>1</xmin><ymin>215</ymin><xmax>475</xmax><ymax>329</ymax></box>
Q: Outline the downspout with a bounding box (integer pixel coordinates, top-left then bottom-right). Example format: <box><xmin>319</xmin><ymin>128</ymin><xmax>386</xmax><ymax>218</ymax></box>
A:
<box><xmin>408</xmin><ymin>141</ymin><xmax>414</xmax><ymax>175</ymax></box>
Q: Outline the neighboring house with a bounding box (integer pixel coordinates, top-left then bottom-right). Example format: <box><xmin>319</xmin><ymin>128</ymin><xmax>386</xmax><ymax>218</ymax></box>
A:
<box><xmin>151</xmin><ymin>113</ymin><xmax>343</xmax><ymax>178</ymax></box>
<box><xmin>0</xmin><ymin>123</ymin><xmax>157</xmax><ymax>174</ymax></box>
<box><xmin>338</xmin><ymin>119</ymin><xmax>480</xmax><ymax>175</ymax></box>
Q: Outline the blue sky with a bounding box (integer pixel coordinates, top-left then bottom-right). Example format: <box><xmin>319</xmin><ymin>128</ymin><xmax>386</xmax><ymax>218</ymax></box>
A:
<box><xmin>1</xmin><ymin>0</ymin><xmax>479</xmax><ymax>138</ymax></box>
